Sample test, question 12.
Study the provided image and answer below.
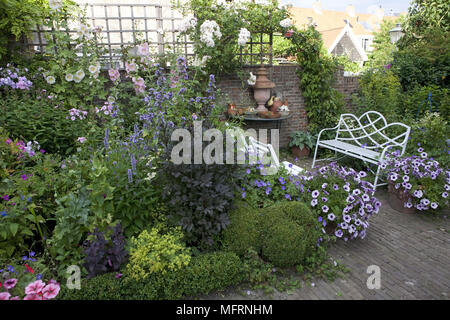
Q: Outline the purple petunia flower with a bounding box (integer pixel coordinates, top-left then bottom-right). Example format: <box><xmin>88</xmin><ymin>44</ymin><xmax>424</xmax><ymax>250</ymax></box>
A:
<box><xmin>335</xmin><ymin>229</ymin><xmax>343</xmax><ymax>238</ymax></box>
<box><xmin>312</xmin><ymin>190</ymin><xmax>319</xmax><ymax>198</ymax></box>
<box><xmin>322</xmin><ymin>205</ymin><xmax>329</xmax><ymax>213</ymax></box>
<box><xmin>327</xmin><ymin>213</ymin><xmax>336</xmax><ymax>221</ymax></box>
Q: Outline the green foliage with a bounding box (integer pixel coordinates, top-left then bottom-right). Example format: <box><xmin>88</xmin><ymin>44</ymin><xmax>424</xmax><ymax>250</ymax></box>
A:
<box><xmin>59</xmin><ymin>251</ymin><xmax>245</xmax><ymax>300</ymax></box>
<box><xmin>0</xmin><ymin>0</ymin><xmax>49</xmax><ymax>61</ymax></box>
<box><xmin>352</xmin><ymin>68</ymin><xmax>403</xmax><ymax>120</ymax></box>
<box><xmin>259</xmin><ymin>201</ymin><xmax>320</xmax><ymax>268</ymax></box>
<box><xmin>0</xmin><ymin>94</ymin><xmax>90</xmax><ymax>155</ymax></box>
<box><xmin>288</xmin><ymin>26</ymin><xmax>344</xmax><ymax>135</ymax></box>
<box><xmin>335</xmin><ymin>55</ymin><xmax>362</xmax><ymax>74</ymax></box>
<box><xmin>406</xmin><ymin>112</ymin><xmax>449</xmax><ymax>166</ymax></box>
<box><xmin>288</xmin><ymin>130</ymin><xmax>317</xmax><ymax>150</ymax></box>
<box><xmin>401</xmin><ymin>0</ymin><xmax>450</xmax><ymax>46</ymax></box>
<box><xmin>392</xmin><ymin>29</ymin><xmax>450</xmax><ymax>91</ymax></box>
<box><xmin>126</xmin><ymin>226</ymin><xmax>191</xmax><ymax>280</ymax></box>
<box><xmin>363</xmin><ymin>19</ymin><xmax>399</xmax><ymax>71</ymax></box>
<box><xmin>403</xmin><ymin>85</ymin><xmax>450</xmax><ymax>119</ymax></box>
<box><xmin>176</xmin><ymin>0</ymin><xmax>289</xmax><ymax>76</ymax></box>
<box><xmin>221</xmin><ymin>202</ymin><xmax>261</xmax><ymax>257</ymax></box>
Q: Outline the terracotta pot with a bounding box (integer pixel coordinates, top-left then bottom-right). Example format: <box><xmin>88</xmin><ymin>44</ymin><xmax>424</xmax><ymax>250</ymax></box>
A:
<box><xmin>387</xmin><ymin>182</ymin><xmax>416</xmax><ymax>214</ymax></box>
<box><xmin>270</xmin><ymin>99</ymin><xmax>283</xmax><ymax>112</ymax></box>
<box><xmin>291</xmin><ymin>146</ymin><xmax>310</xmax><ymax>158</ymax></box>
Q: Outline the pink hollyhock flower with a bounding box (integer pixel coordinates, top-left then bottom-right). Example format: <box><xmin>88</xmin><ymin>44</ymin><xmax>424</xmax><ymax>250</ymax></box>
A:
<box><xmin>108</xmin><ymin>68</ymin><xmax>120</xmax><ymax>82</ymax></box>
<box><xmin>137</xmin><ymin>42</ymin><xmax>149</xmax><ymax>56</ymax></box>
<box><xmin>132</xmin><ymin>76</ymin><xmax>146</xmax><ymax>93</ymax></box>
<box><xmin>42</xmin><ymin>283</ymin><xmax>60</xmax><ymax>300</ymax></box>
<box><xmin>24</xmin><ymin>293</ymin><xmax>43</xmax><ymax>300</ymax></box>
<box><xmin>0</xmin><ymin>292</ymin><xmax>11</xmax><ymax>300</ymax></box>
<box><xmin>4</xmin><ymin>278</ymin><xmax>17</xmax><ymax>290</ymax></box>
<box><xmin>25</xmin><ymin>280</ymin><xmax>46</xmax><ymax>295</ymax></box>
<box><xmin>125</xmin><ymin>61</ymin><xmax>137</xmax><ymax>74</ymax></box>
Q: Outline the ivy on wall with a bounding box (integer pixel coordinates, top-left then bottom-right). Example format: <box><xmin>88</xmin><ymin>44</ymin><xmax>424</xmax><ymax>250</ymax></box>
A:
<box><xmin>287</xmin><ymin>26</ymin><xmax>344</xmax><ymax>135</ymax></box>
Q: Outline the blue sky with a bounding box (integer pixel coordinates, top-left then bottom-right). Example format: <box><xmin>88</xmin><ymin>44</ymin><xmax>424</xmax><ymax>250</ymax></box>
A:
<box><xmin>282</xmin><ymin>0</ymin><xmax>412</xmax><ymax>14</ymax></box>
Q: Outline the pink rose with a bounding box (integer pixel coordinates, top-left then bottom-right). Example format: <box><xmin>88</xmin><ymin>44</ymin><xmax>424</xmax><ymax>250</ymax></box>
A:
<box><xmin>25</xmin><ymin>280</ymin><xmax>45</xmax><ymax>295</ymax></box>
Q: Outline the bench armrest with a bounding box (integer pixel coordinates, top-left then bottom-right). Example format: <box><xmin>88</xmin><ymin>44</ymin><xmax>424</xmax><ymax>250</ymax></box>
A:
<box><xmin>316</xmin><ymin>124</ymin><xmax>340</xmax><ymax>143</ymax></box>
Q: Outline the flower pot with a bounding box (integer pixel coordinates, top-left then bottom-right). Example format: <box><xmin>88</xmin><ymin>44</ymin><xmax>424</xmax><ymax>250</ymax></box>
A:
<box><xmin>270</xmin><ymin>99</ymin><xmax>283</xmax><ymax>112</ymax></box>
<box><xmin>291</xmin><ymin>146</ymin><xmax>310</xmax><ymax>158</ymax></box>
<box><xmin>387</xmin><ymin>182</ymin><xmax>416</xmax><ymax>214</ymax></box>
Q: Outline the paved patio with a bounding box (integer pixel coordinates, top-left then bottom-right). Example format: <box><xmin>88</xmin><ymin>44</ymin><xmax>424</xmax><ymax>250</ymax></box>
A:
<box><xmin>202</xmin><ymin>189</ymin><xmax>450</xmax><ymax>300</ymax></box>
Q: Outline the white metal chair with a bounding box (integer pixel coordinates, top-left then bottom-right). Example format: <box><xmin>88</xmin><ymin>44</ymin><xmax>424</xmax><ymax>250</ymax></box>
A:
<box><xmin>312</xmin><ymin>111</ymin><xmax>411</xmax><ymax>192</ymax></box>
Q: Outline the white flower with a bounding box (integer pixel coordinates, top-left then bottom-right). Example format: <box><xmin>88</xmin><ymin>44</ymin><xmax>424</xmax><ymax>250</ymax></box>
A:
<box><xmin>74</xmin><ymin>69</ymin><xmax>85</xmax><ymax>83</ymax></box>
<box><xmin>247</xmin><ymin>72</ymin><xmax>256</xmax><ymax>86</ymax></box>
<box><xmin>178</xmin><ymin>14</ymin><xmax>197</xmax><ymax>33</ymax></box>
<box><xmin>238</xmin><ymin>28</ymin><xmax>251</xmax><ymax>46</ymax></box>
<box><xmin>46</xmin><ymin>75</ymin><xmax>56</xmax><ymax>84</ymax></box>
<box><xmin>199</xmin><ymin>20</ymin><xmax>222</xmax><ymax>47</ymax></box>
<box><xmin>254</xmin><ymin>0</ymin><xmax>270</xmax><ymax>6</ymax></box>
<box><xmin>48</xmin><ymin>0</ymin><xmax>62</xmax><ymax>11</ymax></box>
<box><xmin>65</xmin><ymin>73</ymin><xmax>74</xmax><ymax>82</ymax></box>
<box><xmin>78</xmin><ymin>24</ymin><xmax>91</xmax><ymax>39</ymax></box>
<box><xmin>279</xmin><ymin>105</ymin><xmax>289</xmax><ymax>112</ymax></box>
<box><xmin>88</xmin><ymin>64</ymin><xmax>99</xmax><ymax>74</ymax></box>
<box><xmin>280</xmin><ymin>18</ymin><xmax>292</xmax><ymax>28</ymax></box>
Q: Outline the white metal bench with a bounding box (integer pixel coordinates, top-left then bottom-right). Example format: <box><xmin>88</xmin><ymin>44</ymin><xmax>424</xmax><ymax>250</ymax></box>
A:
<box><xmin>312</xmin><ymin>111</ymin><xmax>410</xmax><ymax>192</ymax></box>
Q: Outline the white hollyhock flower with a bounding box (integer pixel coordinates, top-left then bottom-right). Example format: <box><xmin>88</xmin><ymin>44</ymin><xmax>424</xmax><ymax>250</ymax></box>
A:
<box><xmin>88</xmin><ymin>64</ymin><xmax>99</xmax><ymax>74</ymax></box>
<box><xmin>65</xmin><ymin>73</ymin><xmax>74</xmax><ymax>82</ymax></box>
<box><xmin>74</xmin><ymin>69</ymin><xmax>85</xmax><ymax>83</ymax></box>
<box><xmin>238</xmin><ymin>28</ymin><xmax>251</xmax><ymax>46</ymax></box>
<box><xmin>280</xmin><ymin>18</ymin><xmax>292</xmax><ymax>28</ymax></box>
<box><xmin>46</xmin><ymin>75</ymin><xmax>56</xmax><ymax>85</ymax></box>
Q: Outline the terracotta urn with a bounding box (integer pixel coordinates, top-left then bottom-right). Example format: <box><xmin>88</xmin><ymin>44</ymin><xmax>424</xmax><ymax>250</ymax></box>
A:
<box><xmin>252</xmin><ymin>66</ymin><xmax>275</xmax><ymax>112</ymax></box>
<box><xmin>291</xmin><ymin>146</ymin><xmax>310</xmax><ymax>158</ymax></box>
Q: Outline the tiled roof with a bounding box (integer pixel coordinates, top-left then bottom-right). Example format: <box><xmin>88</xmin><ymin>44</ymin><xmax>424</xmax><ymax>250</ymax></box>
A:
<box><xmin>289</xmin><ymin>7</ymin><xmax>402</xmax><ymax>37</ymax></box>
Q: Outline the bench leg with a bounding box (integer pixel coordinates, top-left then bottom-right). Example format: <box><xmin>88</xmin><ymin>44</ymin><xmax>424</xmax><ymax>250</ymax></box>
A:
<box><xmin>311</xmin><ymin>143</ymin><xmax>320</xmax><ymax>169</ymax></box>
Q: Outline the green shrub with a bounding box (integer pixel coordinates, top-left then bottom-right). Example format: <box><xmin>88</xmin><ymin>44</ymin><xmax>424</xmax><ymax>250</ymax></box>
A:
<box><xmin>222</xmin><ymin>202</ymin><xmax>261</xmax><ymax>256</ymax></box>
<box><xmin>259</xmin><ymin>201</ymin><xmax>320</xmax><ymax>268</ymax></box>
<box><xmin>0</xmin><ymin>95</ymin><xmax>90</xmax><ymax>155</ymax></box>
<box><xmin>403</xmin><ymin>85</ymin><xmax>449</xmax><ymax>120</ymax></box>
<box><xmin>352</xmin><ymin>68</ymin><xmax>403</xmax><ymax>120</ymax></box>
<box><xmin>59</xmin><ymin>251</ymin><xmax>245</xmax><ymax>300</ymax></box>
<box><xmin>406</xmin><ymin>112</ymin><xmax>450</xmax><ymax>166</ymax></box>
<box><xmin>126</xmin><ymin>226</ymin><xmax>191</xmax><ymax>280</ymax></box>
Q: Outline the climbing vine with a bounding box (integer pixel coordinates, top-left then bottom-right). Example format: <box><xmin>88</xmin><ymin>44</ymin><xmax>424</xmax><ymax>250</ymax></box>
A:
<box><xmin>287</xmin><ymin>26</ymin><xmax>344</xmax><ymax>135</ymax></box>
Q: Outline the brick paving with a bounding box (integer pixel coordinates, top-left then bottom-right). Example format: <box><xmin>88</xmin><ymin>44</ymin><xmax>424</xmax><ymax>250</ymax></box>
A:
<box><xmin>202</xmin><ymin>190</ymin><xmax>450</xmax><ymax>300</ymax></box>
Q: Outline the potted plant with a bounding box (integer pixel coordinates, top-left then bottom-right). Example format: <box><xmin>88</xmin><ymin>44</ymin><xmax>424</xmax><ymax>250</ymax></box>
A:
<box><xmin>381</xmin><ymin>147</ymin><xmax>450</xmax><ymax>214</ymax></box>
<box><xmin>288</xmin><ymin>131</ymin><xmax>316</xmax><ymax>158</ymax></box>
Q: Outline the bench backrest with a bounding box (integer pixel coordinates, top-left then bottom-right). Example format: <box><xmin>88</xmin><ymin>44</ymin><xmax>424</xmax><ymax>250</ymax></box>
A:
<box><xmin>336</xmin><ymin>111</ymin><xmax>410</xmax><ymax>151</ymax></box>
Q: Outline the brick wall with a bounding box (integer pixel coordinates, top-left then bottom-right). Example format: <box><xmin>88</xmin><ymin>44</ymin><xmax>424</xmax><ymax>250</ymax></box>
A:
<box><xmin>217</xmin><ymin>65</ymin><xmax>359</xmax><ymax>147</ymax></box>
